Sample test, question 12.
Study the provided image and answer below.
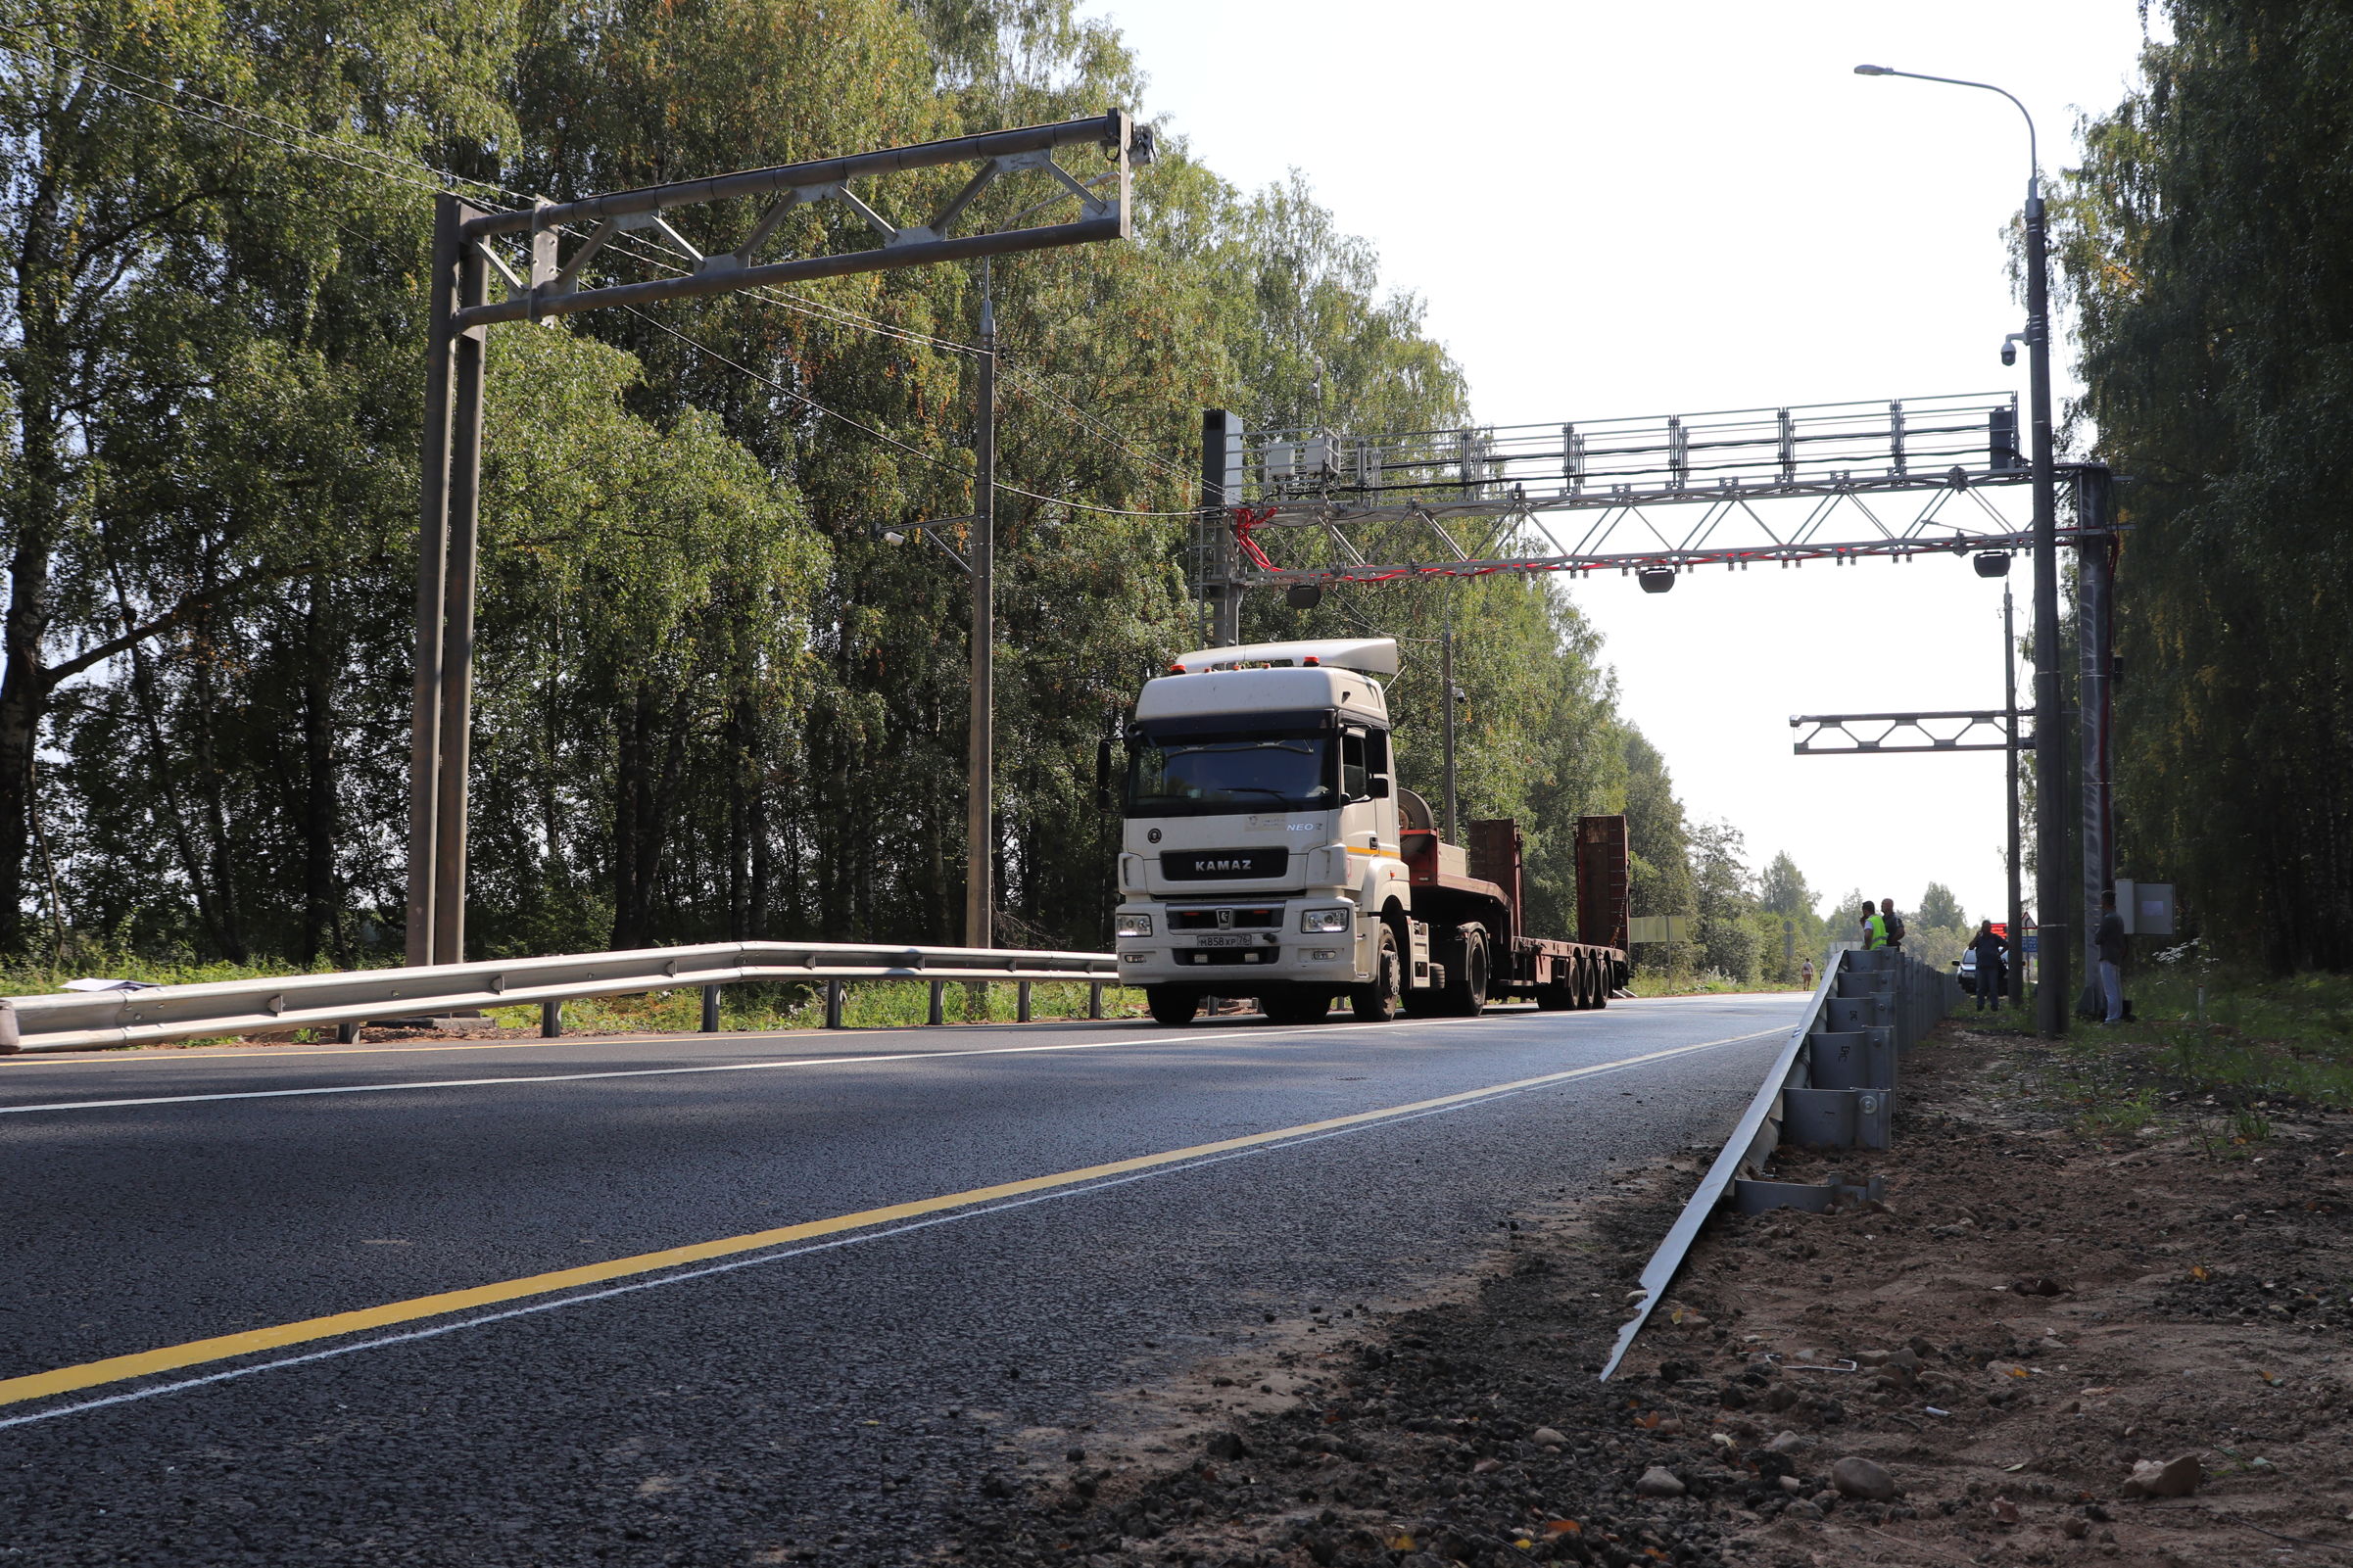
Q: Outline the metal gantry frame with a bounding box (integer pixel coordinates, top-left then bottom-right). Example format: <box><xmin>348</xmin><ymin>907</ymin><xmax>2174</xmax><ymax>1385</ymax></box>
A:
<box><xmin>1788</xmin><ymin>709</ymin><xmax>2030</xmax><ymax>755</ymax></box>
<box><xmin>408</xmin><ymin>112</ymin><xmax>1143</xmax><ymax>965</ymax></box>
<box><xmin>1197</xmin><ymin>396</ymin><xmax>2061</xmax><ymax>596</ymax></box>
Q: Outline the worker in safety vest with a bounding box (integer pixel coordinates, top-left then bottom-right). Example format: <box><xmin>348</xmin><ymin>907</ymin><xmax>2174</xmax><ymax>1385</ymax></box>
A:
<box><xmin>1860</xmin><ymin>901</ymin><xmax>1889</xmax><ymax>949</ymax></box>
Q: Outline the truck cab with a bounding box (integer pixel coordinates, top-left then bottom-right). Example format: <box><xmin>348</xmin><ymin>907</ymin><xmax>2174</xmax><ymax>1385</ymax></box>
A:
<box><xmin>1109</xmin><ymin>637</ymin><xmax>1629</xmax><ymax>1025</ymax></box>
<box><xmin>1111</xmin><ymin>639</ymin><xmax>1411</xmax><ymax>1024</ymax></box>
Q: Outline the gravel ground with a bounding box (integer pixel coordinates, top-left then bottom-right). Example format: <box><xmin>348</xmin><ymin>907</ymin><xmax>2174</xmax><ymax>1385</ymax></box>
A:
<box><xmin>950</xmin><ymin>1021</ymin><xmax>2353</xmax><ymax>1568</ymax></box>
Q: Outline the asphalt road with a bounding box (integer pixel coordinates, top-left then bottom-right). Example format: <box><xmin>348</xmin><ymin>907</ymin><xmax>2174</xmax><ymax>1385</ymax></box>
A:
<box><xmin>0</xmin><ymin>992</ymin><xmax>1802</xmax><ymax>1565</ymax></box>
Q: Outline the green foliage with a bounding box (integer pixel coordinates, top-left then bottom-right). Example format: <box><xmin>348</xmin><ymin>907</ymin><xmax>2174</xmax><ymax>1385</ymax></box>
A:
<box><xmin>2041</xmin><ymin>968</ymin><xmax>2353</xmax><ymax>1111</ymax></box>
<box><xmin>1618</xmin><ymin>728</ymin><xmax>1693</xmax><ymax>974</ymax></box>
<box><xmin>1757</xmin><ymin>852</ymin><xmax>1816</xmax><ymax>919</ymax></box>
<box><xmin>1917</xmin><ymin>881</ymin><xmax>1965</xmax><ymax>931</ymax></box>
<box><xmin>1689</xmin><ymin>819</ymin><xmax>1758</xmax><ymax>984</ymax></box>
<box><xmin>2054</xmin><ymin>0</ymin><xmax>2353</xmax><ymax>972</ymax></box>
<box><xmin>0</xmin><ymin>0</ymin><xmax>1748</xmax><ymax>976</ymax></box>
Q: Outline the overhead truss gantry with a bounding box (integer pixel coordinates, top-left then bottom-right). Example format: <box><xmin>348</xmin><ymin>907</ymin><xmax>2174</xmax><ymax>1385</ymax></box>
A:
<box><xmin>410</xmin><ymin>112</ymin><xmax>1143</xmax><ymax>967</ymax></box>
<box><xmin>1192</xmin><ymin>395</ymin><xmax>2121</xmax><ymax>639</ymax></box>
<box><xmin>1789</xmin><ymin>709</ymin><xmax>2030</xmax><ymax>755</ymax></box>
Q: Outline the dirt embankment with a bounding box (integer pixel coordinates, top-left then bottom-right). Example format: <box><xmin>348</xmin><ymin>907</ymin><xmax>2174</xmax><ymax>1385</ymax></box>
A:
<box><xmin>948</xmin><ymin>1023</ymin><xmax>2353</xmax><ymax>1568</ymax></box>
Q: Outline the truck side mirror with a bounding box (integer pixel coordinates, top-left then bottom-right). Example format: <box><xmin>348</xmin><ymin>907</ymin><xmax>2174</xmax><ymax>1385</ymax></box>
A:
<box><xmin>1094</xmin><ymin>737</ymin><xmax>1114</xmax><ymax>810</ymax></box>
<box><xmin>1369</xmin><ymin>776</ymin><xmax>1391</xmax><ymax>800</ymax></box>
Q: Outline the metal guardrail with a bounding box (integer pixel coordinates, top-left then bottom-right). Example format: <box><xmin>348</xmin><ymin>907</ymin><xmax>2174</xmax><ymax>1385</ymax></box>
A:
<box><xmin>1600</xmin><ymin>945</ymin><xmax>1957</xmax><ymax>1378</ymax></box>
<box><xmin>0</xmin><ymin>941</ymin><xmax>1120</xmax><ymax>1055</ymax></box>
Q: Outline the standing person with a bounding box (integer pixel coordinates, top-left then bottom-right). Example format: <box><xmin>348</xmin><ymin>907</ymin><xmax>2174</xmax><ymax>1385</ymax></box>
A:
<box><xmin>1861</xmin><ymin>901</ymin><xmax>1888</xmax><ymax>950</ymax></box>
<box><xmin>2096</xmin><ymin>890</ymin><xmax>2127</xmax><ymax>1023</ymax></box>
<box><xmin>1880</xmin><ymin>897</ymin><xmax>1907</xmax><ymax>951</ymax></box>
<box><xmin>1969</xmin><ymin>920</ymin><xmax>2007</xmax><ymax>1011</ymax></box>
<box><xmin>1801</xmin><ymin>955</ymin><xmax>1816</xmax><ymax>989</ymax></box>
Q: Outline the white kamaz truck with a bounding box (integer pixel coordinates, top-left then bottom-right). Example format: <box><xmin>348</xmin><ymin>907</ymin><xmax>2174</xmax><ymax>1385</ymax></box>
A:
<box><xmin>1100</xmin><ymin>637</ymin><xmax>1631</xmax><ymax>1026</ymax></box>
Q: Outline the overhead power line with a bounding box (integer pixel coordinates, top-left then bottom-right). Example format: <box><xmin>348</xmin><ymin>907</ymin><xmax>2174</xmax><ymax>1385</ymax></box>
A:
<box><xmin>2</xmin><ymin>31</ymin><xmax>1196</xmax><ymax>497</ymax></box>
<box><xmin>626</xmin><ymin>308</ymin><xmax>1201</xmax><ymax>518</ymax></box>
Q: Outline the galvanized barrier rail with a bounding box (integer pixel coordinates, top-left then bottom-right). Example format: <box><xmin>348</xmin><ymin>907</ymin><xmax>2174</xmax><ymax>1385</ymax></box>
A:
<box><xmin>1601</xmin><ymin>945</ymin><xmax>1958</xmax><ymax>1378</ymax></box>
<box><xmin>0</xmin><ymin>941</ymin><xmax>1121</xmax><ymax>1055</ymax></box>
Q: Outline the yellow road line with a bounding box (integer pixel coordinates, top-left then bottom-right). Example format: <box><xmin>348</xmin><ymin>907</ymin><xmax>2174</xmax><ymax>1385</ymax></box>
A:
<box><xmin>0</xmin><ymin>1029</ymin><xmax>1773</xmax><ymax>1410</ymax></box>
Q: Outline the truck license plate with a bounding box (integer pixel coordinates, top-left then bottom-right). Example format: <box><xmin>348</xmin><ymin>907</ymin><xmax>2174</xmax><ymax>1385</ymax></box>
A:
<box><xmin>1194</xmin><ymin>933</ymin><xmax>1254</xmax><ymax>948</ymax></box>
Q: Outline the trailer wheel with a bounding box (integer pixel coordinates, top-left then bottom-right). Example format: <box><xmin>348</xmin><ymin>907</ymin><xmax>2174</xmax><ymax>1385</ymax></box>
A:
<box><xmin>1582</xmin><ymin>957</ymin><xmax>1616</xmax><ymax>1008</ymax></box>
<box><xmin>1145</xmin><ymin>986</ymin><xmax>1199</xmax><ymax>1026</ymax></box>
<box><xmin>1535</xmin><ymin>976</ymin><xmax>1575</xmax><ymax>1012</ymax></box>
<box><xmin>1350</xmin><ymin>925</ymin><xmax>1402</xmax><ymax>1022</ymax></box>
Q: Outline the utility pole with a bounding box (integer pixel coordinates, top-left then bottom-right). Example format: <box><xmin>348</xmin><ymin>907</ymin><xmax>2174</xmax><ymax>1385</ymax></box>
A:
<box><xmin>964</xmin><ymin>268</ymin><xmax>996</xmax><ymax>950</ymax></box>
<box><xmin>2025</xmin><ymin>169</ymin><xmax>2071</xmax><ymax>1036</ymax></box>
<box><xmin>1200</xmin><ymin>410</ymin><xmax>1243</xmax><ymax>645</ymax></box>
<box><xmin>2074</xmin><ymin>466</ymin><xmax>2116</xmax><ymax>1021</ymax></box>
<box><xmin>1440</xmin><ymin>627</ymin><xmax>1460</xmax><ymax>840</ymax></box>
<box><xmin>2005</xmin><ymin>580</ymin><xmax>2024</xmax><ymax>1012</ymax></box>
<box><xmin>403</xmin><ymin>112</ymin><xmax>1141</xmax><ymax>965</ymax></box>
<box><xmin>408</xmin><ymin>193</ymin><xmax>488</xmax><ymax>968</ymax></box>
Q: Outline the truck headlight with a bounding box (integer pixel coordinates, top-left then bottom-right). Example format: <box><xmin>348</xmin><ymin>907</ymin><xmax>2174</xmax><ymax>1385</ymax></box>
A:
<box><xmin>1116</xmin><ymin>914</ymin><xmax>1153</xmax><ymax>937</ymax></box>
<box><xmin>1299</xmin><ymin>908</ymin><xmax>1350</xmax><ymax>933</ymax></box>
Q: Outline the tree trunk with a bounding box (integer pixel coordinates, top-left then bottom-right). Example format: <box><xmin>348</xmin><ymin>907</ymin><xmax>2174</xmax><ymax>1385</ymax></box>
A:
<box><xmin>185</xmin><ymin>610</ymin><xmax>249</xmax><ymax>965</ymax></box>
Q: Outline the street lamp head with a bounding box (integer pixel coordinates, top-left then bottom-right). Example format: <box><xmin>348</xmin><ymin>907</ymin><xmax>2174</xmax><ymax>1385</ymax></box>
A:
<box><xmin>1853</xmin><ymin>64</ymin><xmax>1895</xmax><ymax>75</ymax></box>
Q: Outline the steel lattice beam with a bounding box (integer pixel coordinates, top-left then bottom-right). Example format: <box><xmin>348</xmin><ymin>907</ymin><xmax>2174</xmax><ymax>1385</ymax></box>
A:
<box><xmin>1790</xmin><ymin>709</ymin><xmax>2029</xmax><ymax>755</ymax></box>
<box><xmin>456</xmin><ymin>114</ymin><xmax>1138</xmax><ymax>328</ymax></box>
<box><xmin>1197</xmin><ymin>397</ymin><xmax>2132</xmax><ymax>590</ymax></box>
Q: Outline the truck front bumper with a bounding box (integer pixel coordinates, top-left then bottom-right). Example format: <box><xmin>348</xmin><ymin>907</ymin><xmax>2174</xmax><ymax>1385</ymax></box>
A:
<box><xmin>1114</xmin><ymin>897</ymin><xmax>1364</xmax><ymax>987</ymax></box>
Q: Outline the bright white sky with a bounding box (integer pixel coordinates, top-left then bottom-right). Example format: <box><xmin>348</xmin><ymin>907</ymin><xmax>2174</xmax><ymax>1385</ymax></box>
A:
<box><xmin>1080</xmin><ymin>0</ymin><xmax>2156</xmax><ymax>927</ymax></box>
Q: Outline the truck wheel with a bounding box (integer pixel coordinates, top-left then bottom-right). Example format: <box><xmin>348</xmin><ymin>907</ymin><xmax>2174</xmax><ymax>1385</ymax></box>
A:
<box><xmin>1261</xmin><ymin>989</ymin><xmax>1330</xmax><ymax>1026</ymax></box>
<box><xmin>1145</xmin><ymin>986</ymin><xmax>1199</xmax><ymax>1026</ymax></box>
<box><xmin>1350</xmin><ymin>926</ymin><xmax>1402</xmax><ymax>1022</ymax></box>
<box><xmin>1535</xmin><ymin>962</ymin><xmax>1575</xmax><ymax>1012</ymax></box>
<box><xmin>1435</xmin><ymin>926</ymin><xmax>1490</xmax><ymax>1017</ymax></box>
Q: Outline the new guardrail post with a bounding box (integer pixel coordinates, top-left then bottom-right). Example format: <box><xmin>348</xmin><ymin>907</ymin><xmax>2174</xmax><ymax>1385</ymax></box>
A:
<box><xmin>928</xmin><ymin>980</ymin><xmax>945</xmax><ymax>1026</ymax></box>
<box><xmin>337</xmin><ymin>1021</ymin><xmax>361</xmax><ymax>1044</ymax></box>
<box><xmin>700</xmin><ymin>984</ymin><xmax>721</xmax><ymax>1033</ymax></box>
<box><xmin>1088</xmin><ymin>982</ymin><xmax>1104</xmax><ymax>1021</ymax></box>
<box><xmin>1018</xmin><ymin>980</ymin><xmax>1032</xmax><ymax>1023</ymax></box>
<box><xmin>825</xmin><ymin>978</ymin><xmax>844</xmax><ymax>1029</ymax></box>
<box><xmin>542</xmin><ymin>999</ymin><xmax>563</xmax><ymax>1038</ymax></box>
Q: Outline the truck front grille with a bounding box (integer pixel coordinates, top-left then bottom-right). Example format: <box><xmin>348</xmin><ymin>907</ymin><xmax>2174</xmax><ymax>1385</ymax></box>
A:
<box><xmin>1168</xmin><ymin>908</ymin><xmax>1280</xmax><ymax>930</ymax></box>
<box><xmin>1160</xmin><ymin>849</ymin><xmax>1286</xmax><ymax>880</ymax></box>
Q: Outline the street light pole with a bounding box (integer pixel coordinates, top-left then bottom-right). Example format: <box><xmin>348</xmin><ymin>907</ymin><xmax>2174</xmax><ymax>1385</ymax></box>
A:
<box><xmin>1855</xmin><ymin>64</ymin><xmax>2069</xmax><ymax>1034</ymax></box>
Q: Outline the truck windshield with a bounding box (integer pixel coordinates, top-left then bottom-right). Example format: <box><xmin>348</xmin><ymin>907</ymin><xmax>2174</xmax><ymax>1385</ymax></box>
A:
<box><xmin>1126</xmin><ymin>734</ymin><xmax>1332</xmax><ymax>818</ymax></box>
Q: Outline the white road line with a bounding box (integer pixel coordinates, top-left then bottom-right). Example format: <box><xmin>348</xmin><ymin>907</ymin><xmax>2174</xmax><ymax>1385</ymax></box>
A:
<box><xmin>0</xmin><ymin>1011</ymin><xmax>1801</xmax><ymax>1117</ymax></box>
<box><xmin>0</xmin><ymin>1028</ymin><xmax>1782</xmax><ymax>1431</ymax></box>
